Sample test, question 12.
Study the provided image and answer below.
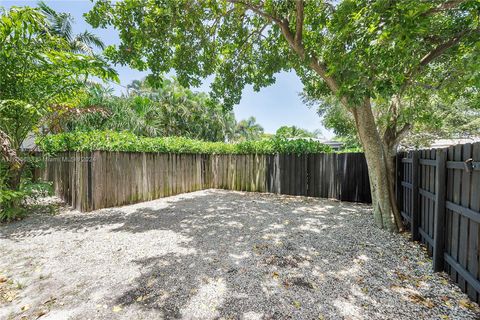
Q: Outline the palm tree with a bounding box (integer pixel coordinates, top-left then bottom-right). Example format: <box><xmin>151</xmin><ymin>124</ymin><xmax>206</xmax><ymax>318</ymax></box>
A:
<box><xmin>234</xmin><ymin>117</ymin><xmax>264</xmax><ymax>141</ymax></box>
<box><xmin>38</xmin><ymin>1</ymin><xmax>105</xmax><ymax>55</ymax></box>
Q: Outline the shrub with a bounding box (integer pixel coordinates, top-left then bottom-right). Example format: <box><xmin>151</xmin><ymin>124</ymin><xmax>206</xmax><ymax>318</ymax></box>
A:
<box><xmin>0</xmin><ymin>166</ymin><xmax>53</xmax><ymax>222</ymax></box>
<box><xmin>0</xmin><ymin>188</ymin><xmax>27</xmax><ymax>222</ymax></box>
<box><xmin>37</xmin><ymin>130</ymin><xmax>332</xmax><ymax>155</ymax></box>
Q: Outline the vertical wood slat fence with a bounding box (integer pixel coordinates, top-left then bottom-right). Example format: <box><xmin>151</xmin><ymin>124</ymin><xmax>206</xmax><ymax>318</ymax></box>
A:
<box><xmin>396</xmin><ymin>142</ymin><xmax>480</xmax><ymax>302</ymax></box>
<box><xmin>35</xmin><ymin>151</ymin><xmax>371</xmax><ymax>212</ymax></box>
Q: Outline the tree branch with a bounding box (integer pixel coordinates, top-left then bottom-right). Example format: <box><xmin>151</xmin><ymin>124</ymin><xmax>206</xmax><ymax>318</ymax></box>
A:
<box><xmin>227</xmin><ymin>0</ymin><xmax>283</xmax><ymax>25</ymax></box>
<box><xmin>419</xmin><ymin>29</ymin><xmax>472</xmax><ymax>67</ymax></box>
<box><xmin>395</xmin><ymin>123</ymin><xmax>412</xmax><ymax>144</ymax></box>
<box><xmin>401</xmin><ymin>28</ymin><xmax>476</xmax><ymax>93</ymax></box>
<box><xmin>295</xmin><ymin>0</ymin><xmax>304</xmax><ymax>47</ymax></box>
<box><xmin>228</xmin><ymin>0</ymin><xmax>348</xmax><ymax>107</ymax></box>
<box><xmin>422</xmin><ymin>0</ymin><xmax>466</xmax><ymax>16</ymax></box>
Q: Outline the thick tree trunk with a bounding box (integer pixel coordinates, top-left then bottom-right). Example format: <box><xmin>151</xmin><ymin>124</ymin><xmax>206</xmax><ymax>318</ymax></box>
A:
<box><xmin>352</xmin><ymin>101</ymin><xmax>404</xmax><ymax>232</ymax></box>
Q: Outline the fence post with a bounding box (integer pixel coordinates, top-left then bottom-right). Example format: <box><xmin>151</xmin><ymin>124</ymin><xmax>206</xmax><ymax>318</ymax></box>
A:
<box><xmin>395</xmin><ymin>153</ymin><xmax>403</xmax><ymax>223</ymax></box>
<box><xmin>411</xmin><ymin>152</ymin><xmax>420</xmax><ymax>241</ymax></box>
<box><xmin>433</xmin><ymin>148</ymin><xmax>447</xmax><ymax>272</ymax></box>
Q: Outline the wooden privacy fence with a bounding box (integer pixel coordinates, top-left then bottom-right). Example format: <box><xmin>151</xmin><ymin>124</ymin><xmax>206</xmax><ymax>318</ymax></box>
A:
<box><xmin>396</xmin><ymin>142</ymin><xmax>480</xmax><ymax>302</ymax></box>
<box><xmin>35</xmin><ymin>151</ymin><xmax>371</xmax><ymax>212</ymax></box>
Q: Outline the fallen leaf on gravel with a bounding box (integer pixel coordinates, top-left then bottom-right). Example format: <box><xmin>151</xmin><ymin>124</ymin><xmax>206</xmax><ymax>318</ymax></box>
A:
<box><xmin>459</xmin><ymin>299</ymin><xmax>477</xmax><ymax>310</ymax></box>
<box><xmin>272</xmin><ymin>271</ymin><xmax>279</xmax><ymax>279</ymax></box>
<box><xmin>408</xmin><ymin>293</ymin><xmax>435</xmax><ymax>308</ymax></box>
<box><xmin>439</xmin><ymin>296</ymin><xmax>453</xmax><ymax>308</ymax></box>
<box><xmin>439</xmin><ymin>315</ymin><xmax>449</xmax><ymax>320</ymax></box>
<box><xmin>136</xmin><ymin>296</ymin><xmax>145</xmax><ymax>302</ymax></box>
<box><xmin>112</xmin><ymin>305</ymin><xmax>122</xmax><ymax>312</ymax></box>
<box><xmin>0</xmin><ymin>276</ymin><xmax>7</xmax><ymax>283</ymax></box>
<box><xmin>146</xmin><ymin>278</ymin><xmax>155</xmax><ymax>287</ymax></box>
<box><xmin>3</xmin><ymin>290</ymin><xmax>16</xmax><ymax>302</ymax></box>
<box><xmin>43</xmin><ymin>297</ymin><xmax>56</xmax><ymax>305</ymax></box>
<box><xmin>36</xmin><ymin>310</ymin><xmax>47</xmax><ymax>318</ymax></box>
<box><xmin>293</xmin><ymin>301</ymin><xmax>301</xmax><ymax>309</ymax></box>
<box><xmin>395</xmin><ymin>271</ymin><xmax>410</xmax><ymax>281</ymax></box>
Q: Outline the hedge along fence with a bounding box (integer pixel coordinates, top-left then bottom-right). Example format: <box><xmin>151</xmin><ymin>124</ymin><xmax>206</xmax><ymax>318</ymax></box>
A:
<box><xmin>35</xmin><ymin>151</ymin><xmax>371</xmax><ymax>212</ymax></box>
<box><xmin>37</xmin><ymin>130</ymin><xmax>333</xmax><ymax>155</ymax></box>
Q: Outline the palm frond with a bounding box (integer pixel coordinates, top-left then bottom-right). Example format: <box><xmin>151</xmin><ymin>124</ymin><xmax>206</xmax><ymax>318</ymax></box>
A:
<box><xmin>38</xmin><ymin>1</ymin><xmax>73</xmax><ymax>42</ymax></box>
<box><xmin>74</xmin><ymin>31</ymin><xmax>105</xmax><ymax>51</ymax></box>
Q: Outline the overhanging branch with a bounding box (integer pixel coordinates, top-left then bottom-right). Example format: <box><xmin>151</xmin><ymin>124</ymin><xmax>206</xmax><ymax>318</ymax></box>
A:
<box><xmin>419</xmin><ymin>29</ymin><xmax>471</xmax><ymax>67</ymax></box>
<box><xmin>422</xmin><ymin>0</ymin><xmax>466</xmax><ymax>16</ymax></box>
<box><xmin>401</xmin><ymin>28</ymin><xmax>477</xmax><ymax>93</ymax></box>
<box><xmin>227</xmin><ymin>0</ymin><xmax>348</xmax><ymax>107</ymax></box>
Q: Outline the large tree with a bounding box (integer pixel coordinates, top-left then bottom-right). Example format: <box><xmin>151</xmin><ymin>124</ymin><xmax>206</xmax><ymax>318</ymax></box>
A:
<box><xmin>0</xmin><ymin>6</ymin><xmax>117</xmax><ymax>189</ymax></box>
<box><xmin>87</xmin><ymin>0</ymin><xmax>479</xmax><ymax>231</ymax></box>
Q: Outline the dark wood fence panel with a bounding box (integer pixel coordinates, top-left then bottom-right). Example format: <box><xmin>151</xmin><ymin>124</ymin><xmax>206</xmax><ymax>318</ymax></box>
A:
<box><xmin>397</xmin><ymin>142</ymin><xmax>480</xmax><ymax>303</ymax></box>
<box><xmin>36</xmin><ymin>151</ymin><xmax>371</xmax><ymax>212</ymax></box>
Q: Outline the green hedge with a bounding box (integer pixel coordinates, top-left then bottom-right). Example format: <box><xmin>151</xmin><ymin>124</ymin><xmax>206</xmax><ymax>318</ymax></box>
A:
<box><xmin>37</xmin><ymin>130</ymin><xmax>332</xmax><ymax>154</ymax></box>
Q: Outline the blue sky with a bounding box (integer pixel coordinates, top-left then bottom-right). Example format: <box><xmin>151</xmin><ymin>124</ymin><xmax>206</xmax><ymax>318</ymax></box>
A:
<box><xmin>2</xmin><ymin>0</ymin><xmax>332</xmax><ymax>137</ymax></box>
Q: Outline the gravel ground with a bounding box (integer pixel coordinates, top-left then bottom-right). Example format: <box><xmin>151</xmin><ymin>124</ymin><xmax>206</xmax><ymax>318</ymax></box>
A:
<box><xmin>1</xmin><ymin>189</ymin><xmax>479</xmax><ymax>320</ymax></box>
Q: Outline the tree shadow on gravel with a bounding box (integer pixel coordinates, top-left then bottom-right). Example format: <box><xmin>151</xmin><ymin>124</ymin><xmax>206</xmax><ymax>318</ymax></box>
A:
<box><xmin>2</xmin><ymin>190</ymin><xmax>477</xmax><ymax>319</ymax></box>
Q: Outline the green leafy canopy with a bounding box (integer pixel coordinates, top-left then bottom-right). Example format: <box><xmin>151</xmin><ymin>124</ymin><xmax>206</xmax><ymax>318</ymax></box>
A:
<box><xmin>86</xmin><ymin>0</ymin><xmax>479</xmax><ymax>109</ymax></box>
<box><xmin>0</xmin><ymin>5</ymin><xmax>120</xmax><ymax>153</ymax></box>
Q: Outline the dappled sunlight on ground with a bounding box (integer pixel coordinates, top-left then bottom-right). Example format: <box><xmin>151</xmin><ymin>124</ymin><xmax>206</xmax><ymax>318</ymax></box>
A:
<box><xmin>1</xmin><ymin>190</ymin><xmax>479</xmax><ymax>319</ymax></box>
<box><xmin>180</xmin><ymin>278</ymin><xmax>226</xmax><ymax>320</ymax></box>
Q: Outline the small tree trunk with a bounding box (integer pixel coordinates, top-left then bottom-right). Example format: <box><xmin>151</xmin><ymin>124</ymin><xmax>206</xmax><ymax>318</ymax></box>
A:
<box><xmin>352</xmin><ymin>101</ymin><xmax>403</xmax><ymax>232</ymax></box>
<box><xmin>7</xmin><ymin>164</ymin><xmax>23</xmax><ymax>191</ymax></box>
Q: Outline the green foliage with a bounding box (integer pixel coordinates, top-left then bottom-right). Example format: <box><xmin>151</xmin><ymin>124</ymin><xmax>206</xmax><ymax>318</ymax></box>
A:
<box><xmin>37</xmin><ymin>130</ymin><xmax>332</xmax><ymax>155</ymax></box>
<box><xmin>0</xmin><ymin>169</ymin><xmax>52</xmax><ymax>222</ymax></box>
<box><xmin>66</xmin><ymin>79</ymin><xmax>237</xmax><ymax>142</ymax></box>
<box><xmin>0</xmin><ymin>6</ymin><xmax>118</xmax><ymax>107</ymax></box>
<box><xmin>87</xmin><ymin>0</ymin><xmax>479</xmax><ymax>158</ymax></box>
<box><xmin>0</xmin><ymin>5</ymin><xmax>116</xmax><ymax>219</ymax></box>
<box><xmin>0</xmin><ymin>100</ymin><xmax>42</xmax><ymax>150</ymax></box>
<box><xmin>401</xmin><ymin>96</ymin><xmax>480</xmax><ymax>148</ymax></box>
<box><xmin>275</xmin><ymin>126</ymin><xmax>319</xmax><ymax>139</ymax></box>
<box><xmin>233</xmin><ymin>117</ymin><xmax>264</xmax><ymax>141</ymax></box>
<box><xmin>0</xmin><ymin>5</ymin><xmax>118</xmax><ymax>153</ymax></box>
<box><xmin>0</xmin><ymin>187</ymin><xmax>26</xmax><ymax>222</ymax></box>
<box><xmin>86</xmin><ymin>0</ymin><xmax>478</xmax><ymax>107</ymax></box>
<box><xmin>38</xmin><ymin>1</ymin><xmax>105</xmax><ymax>55</ymax></box>
<box><xmin>312</xmin><ymin>93</ymin><xmax>480</xmax><ymax>149</ymax></box>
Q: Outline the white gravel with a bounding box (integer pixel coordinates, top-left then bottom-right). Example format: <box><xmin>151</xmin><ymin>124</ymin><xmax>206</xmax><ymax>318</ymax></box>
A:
<box><xmin>1</xmin><ymin>189</ymin><xmax>479</xmax><ymax>320</ymax></box>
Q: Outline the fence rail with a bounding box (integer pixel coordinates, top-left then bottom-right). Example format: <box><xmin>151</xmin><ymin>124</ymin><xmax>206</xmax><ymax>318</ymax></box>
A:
<box><xmin>35</xmin><ymin>151</ymin><xmax>371</xmax><ymax>212</ymax></box>
<box><xmin>397</xmin><ymin>142</ymin><xmax>480</xmax><ymax>302</ymax></box>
